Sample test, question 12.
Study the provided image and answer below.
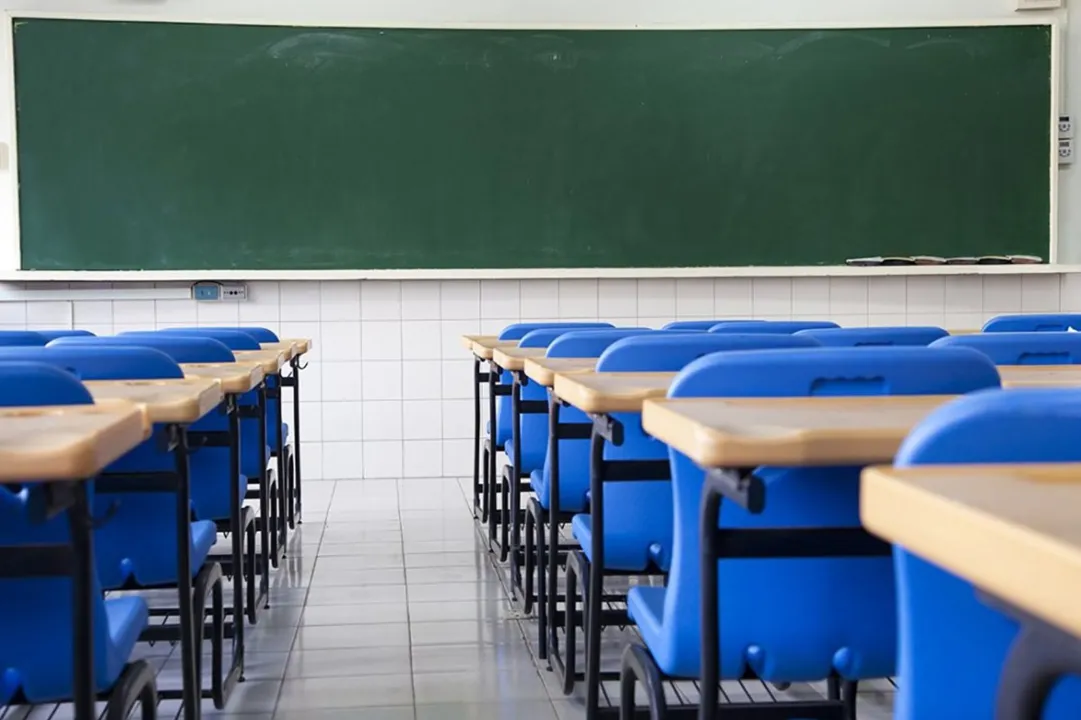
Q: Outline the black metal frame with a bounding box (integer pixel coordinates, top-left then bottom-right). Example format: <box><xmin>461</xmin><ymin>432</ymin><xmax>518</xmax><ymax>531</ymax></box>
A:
<box><xmin>484</xmin><ymin>364</ymin><xmax>512</xmax><ymax>553</ymax></box>
<box><xmin>279</xmin><ymin>353</ymin><xmax>305</xmax><ymax>525</ymax></box>
<box><xmin>505</xmin><ymin>369</ymin><xmax>548</xmax><ymax>589</ymax></box>
<box><xmin>984</xmin><ymin>595</ymin><xmax>1081</xmax><ymax>719</ymax></box>
<box><xmin>546</xmin><ymin>412</ymin><xmax>671</xmax><ymax>715</ymax></box>
<box><xmin>96</xmin><ymin>422</ymin><xmax>239</xmax><ymax>718</ymax></box>
<box><xmin>617</xmin><ymin>466</ymin><xmax>887</xmax><ymax>720</ymax></box>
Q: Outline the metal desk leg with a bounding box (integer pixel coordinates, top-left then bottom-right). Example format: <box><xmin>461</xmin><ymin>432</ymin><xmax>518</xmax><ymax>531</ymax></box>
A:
<box><xmin>171</xmin><ymin>425</ymin><xmax>199</xmax><ymax>720</ymax></box>
<box><xmin>68</xmin><ymin>481</ymin><xmax>96</xmax><ymax>720</ymax></box>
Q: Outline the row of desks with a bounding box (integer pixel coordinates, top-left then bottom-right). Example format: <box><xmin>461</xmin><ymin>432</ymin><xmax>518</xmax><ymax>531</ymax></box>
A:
<box><xmin>466</xmin><ymin>331</ymin><xmax>1081</xmax><ymax>717</ymax></box>
<box><xmin>0</xmin><ymin>338</ymin><xmax>309</xmax><ymax>720</ymax></box>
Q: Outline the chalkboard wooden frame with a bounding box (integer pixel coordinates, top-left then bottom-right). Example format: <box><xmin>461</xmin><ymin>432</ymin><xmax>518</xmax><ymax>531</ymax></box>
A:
<box><xmin>1</xmin><ymin>13</ymin><xmax>1061</xmax><ymax>277</ymax></box>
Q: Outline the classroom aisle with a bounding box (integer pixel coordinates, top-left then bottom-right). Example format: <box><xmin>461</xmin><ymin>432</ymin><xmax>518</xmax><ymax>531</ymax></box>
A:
<box><xmin>20</xmin><ymin>477</ymin><xmax>896</xmax><ymax>719</ymax></box>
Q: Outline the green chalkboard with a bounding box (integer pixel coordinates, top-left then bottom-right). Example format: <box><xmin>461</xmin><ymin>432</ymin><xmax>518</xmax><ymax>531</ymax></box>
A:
<box><xmin>13</xmin><ymin>20</ymin><xmax>1052</xmax><ymax>270</ymax></box>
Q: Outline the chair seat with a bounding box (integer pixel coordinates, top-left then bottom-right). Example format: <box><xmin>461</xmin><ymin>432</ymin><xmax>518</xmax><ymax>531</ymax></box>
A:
<box><xmin>103</xmin><ymin>595</ymin><xmax>150</xmax><ymax>689</ymax></box>
<box><xmin>504</xmin><ymin>441</ymin><xmax>545</xmax><ymax>476</ymax></box>
<box><xmin>627</xmin><ymin>586</ymin><xmax>667</xmax><ymax>659</ymax></box>
<box><xmin>571</xmin><ymin>514</ymin><xmax>669</xmax><ymax>572</ymax></box>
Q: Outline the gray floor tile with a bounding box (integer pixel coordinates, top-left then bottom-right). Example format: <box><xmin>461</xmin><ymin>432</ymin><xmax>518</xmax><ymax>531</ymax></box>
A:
<box><xmin>413</xmin><ymin>669</ymin><xmax>549</xmax><ymax>704</ymax></box>
<box><xmin>318</xmin><ymin>542</ymin><xmax>404</xmax><ymax>557</ymax></box>
<box><xmin>285</xmin><ymin>647</ymin><xmax>413</xmax><ymax>678</ymax></box>
<box><xmin>310</xmin><ymin>567</ymin><xmax>406</xmax><ymax>587</ymax></box>
<box><xmin>207</xmin><ymin>679</ymin><xmax>282</xmax><ymax>714</ymax></box>
<box><xmin>275</xmin><ymin>709</ymin><xmax>415</xmax><ymax>720</ymax></box>
<box><xmin>316</xmin><ymin>554</ymin><xmax>405</xmax><ymax>570</ymax></box>
<box><xmin>411</xmin><ymin>643</ymin><xmax>538</xmax><ymax>674</ymax></box>
<box><xmin>276</xmin><ymin>675</ymin><xmax>414</xmax><ymax>710</ymax></box>
<box><xmin>405</xmin><ymin>539</ymin><xmax>486</xmax><ymax>554</ymax></box>
<box><xmin>407</xmin><ymin>581</ymin><xmax>506</xmax><ymax>603</ymax></box>
<box><xmin>409</xmin><ymin>619</ymin><xmax>524</xmax><ymax>646</ymax></box>
<box><xmin>407</xmin><ymin>565</ymin><xmax>499</xmax><ymax>584</ymax></box>
<box><xmin>407</xmin><ymin>599</ymin><xmax>516</xmax><ymax>622</ymax></box>
<box><xmin>300</xmin><ymin>602</ymin><xmax>409</xmax><ymax>626</ymax></box>
<box><xmin>294</xmin><ymin>622</ymin><xmax>411</xmax><ymax>650</ymax></box>
<box><xmin>404</xmin><ymin>551</ymin><xmax>489</xmax><ymax>568</ymax></box>
<box><xmin>414</xmin><ymin>701</ymin><xmax>557</xmax><ymax>719</ymax></box>
<box><xmin>305</xmin><ymin>584</ymin><xmax>407</xmax><ymax>605</ymax></box>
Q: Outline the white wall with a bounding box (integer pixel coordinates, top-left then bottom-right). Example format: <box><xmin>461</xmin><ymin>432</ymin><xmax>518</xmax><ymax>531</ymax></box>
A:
<box><xmin>0</xmin><ymin>1</ymin><xmax>1075</xmax><ymax>481</ymax></box>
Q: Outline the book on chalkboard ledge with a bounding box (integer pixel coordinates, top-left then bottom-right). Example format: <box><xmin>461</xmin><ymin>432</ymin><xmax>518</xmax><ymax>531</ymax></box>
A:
<box><xmin>847</xmin><ymin>255</ymin><xmax>1044</xmax><ymax>267</ymax></box>
<box><xmin>845</xmin><ymin>257</ymin><xmax>916</xmax><ymax>266</ymax></box>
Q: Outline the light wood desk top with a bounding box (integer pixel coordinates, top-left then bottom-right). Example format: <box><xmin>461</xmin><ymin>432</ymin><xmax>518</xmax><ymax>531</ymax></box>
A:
<box><xmin>462</xmin><ymin>335</ymin><xmax>517</xmax><ymax>360</ymax></box>
<box><xmin>948</xmin><ymin>328</ymin><xmax>981</xmax><ymax>335</ymax></box>
<box><xmin>260</xmin><ymin>341</ymin><xmax>298</xmax><ymax>361</ymax></box>
<box><xmin>524</xmin><ymin>357</ymin><xmax>597</xmax><ymax>388</ymax></box>
<box><xmin>182</xmin><ymin>362</ymin><xmax>265</xmax><ymax>394</ymax></box>
<box><xmin>0</xmin><ymin>400</ymin><xmax>151</xmax><ymax>482</ymax></box>
<box><xmin>642</xmin><ymin>395</ymin><xmax>955</xmax><ymax>467</ymax></box>
<box><xmin>554</xmin><ymin>372</ymin><xmax>675</xmax><ymax>414</ymax></box>
<box><xmin>85</xmin><ymin>377</ymin><xmax>223</xmax><ymax>424</ymax></box>
<box><xmin>280</xmin><ymin>338</ymin><xmax>311</xmax><ymax>356</ymax></box>
<box><xmin>862</xmin><ymin>463</ymin><xmax>1081</xmax><ymax>640</ymax></box>
<box><xmin>1000</xmin><ymin>365</ymin><xmax>1081</xmax><ymax>389</ymax></box>
<box><xmin>491</xmin><ymin>347</ymin><xmax>546</xmax><ymax>372</ymax></box>
<box><xmin>233</xmin><ymin>349</ymin><xmax>286</xmax><ymax>374</ymax></box>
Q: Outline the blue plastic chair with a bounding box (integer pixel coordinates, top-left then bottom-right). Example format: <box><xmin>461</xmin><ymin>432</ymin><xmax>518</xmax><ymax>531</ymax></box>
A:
<box><xmin>0</xmin><ymin>331</ymin><xmax>47</xmax><ymax>347</ymax></box>
<box><xmin>710</xmin><ymin>320</ymin><xmax>839</xmax><ymax>334</ymax></box>
<box><xmin>0</xmin><ymin>362</ymin><xmax>150</xmax><ymax>703</ymax></box>
<box><xmin>37</xmin><ymin>348</ymin><xmax>217</xmax><ymax>588</ymax></box>
<box><xmin>0</xmin><ymin>346</ymin><xmax>184</xmax><ymax>381</ymax></box>
<box><xmin>796</xmin><ymin>326</ymin><xmax>947</xmax><ymax>347</ymax></box>
<box><xmin>571</xmin><ymin>333</ymin><xmax>823</xmax><ymax>573</ymax></box>
<box><xmin>489</xmin><ymin>323</ymin><xmax>614</xmax><ymax>449</ymax></box>
<box><xmin>511</xmin><ymin>328</ymin><xmax>653</xmax><ymax>477</ymax></box>
<box><xmin>892</xmin><ymin>388</ymin><xmax>1081</xmax><ymax>719</ymax></box>
<box><xmin>125</xmin><ymin>330</ymin><xmax>271</xmax><ymax>485</ymax></box>
<box><xmin>626</xmin><ymin>347</ymin><xmax>1000</xmax><ymax>685</ymax></box>
<box><xmin>983</xmin><ymin>313</ymin><xmax>1081</xmax><ymax>333</ymax></box>
<box><xmin>49</xmin><ymin>334</ymin><xmax>236</xmax><ymax>364</ymax></box>
<box><xmin>32</xmin><ymin>329</ymin><xmax>95</xmax><ymax>342</ymax></box>
<box><xmin>931</xmin><ymin>332</ymin><xmax>1081</xmax><ymax>365</ymax></box>
<box><xmin>48</xmin><ymin>336</ymin><xmax>245</xmax><ymax>523</ymax></box>
<box><xmin>192</xmin><ymin>326</ymin><xmax>279</xmax><ymax>343</ymax></box>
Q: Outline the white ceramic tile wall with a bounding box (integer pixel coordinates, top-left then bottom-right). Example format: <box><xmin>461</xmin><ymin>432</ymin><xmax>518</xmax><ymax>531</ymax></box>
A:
<box><xmin>3</xmin><ymin>273</ymin><xmax>1078</xmax><ymax>481</ymax></box>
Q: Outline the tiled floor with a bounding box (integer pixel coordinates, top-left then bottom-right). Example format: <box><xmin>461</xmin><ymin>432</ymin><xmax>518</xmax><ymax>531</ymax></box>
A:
<box><xmin>6</xmin><ymin>477</ymin><xmax>896</xmax><ymax>719</ymax></box>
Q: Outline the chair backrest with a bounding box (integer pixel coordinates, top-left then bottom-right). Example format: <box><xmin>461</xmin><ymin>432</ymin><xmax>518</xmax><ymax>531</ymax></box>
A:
<box><xmin>497</xmin><ymin>322</ymin><xmax>613</xmax><ymax>341</ymax></box>
<box><xmin>796</xmin><ymin>326</ymin><xmax>947</xmax><ymax>348</ymax></box>
<box><xmin>0</xmin><ymin>331</ymin><xmax>47</xmax><ymax>348</ymax></box>
<box><xmin>0</xmin><ymin>362</ymin><xmax>120</xmax><ymax>703</ymax></box>
<box><xmin>596</xmin><ymin>333</ymin><xmax>820</xmax><ymax>373</ymax></box>
<box><xmin>982</xmin><ymin>313</ymin><xmax>1081</xmax><ymax>333</ymax></box>
<box><xmin>662</xmin><ymin>320</ymin><xmax>750</xmax><ymax>331</ymax></box>
<box><xmin>128</xmin><ymin>328</ymin><xmax>261</xmax><ymax>351</ymax></box>
<box><xmin>672</xmin><ymin>346</ymin><xmax>1000</xmax><ymax>398</ymax></box>
<box><xmin>545</xmin><ymin>329</ymin><xmax>654</xmax><ymax>359</ymax></box>
<box><xmin>49</xmin><ymin>335</ymin><xmax>235</xmax><ymax>364</ymax></box>
<box><xmin>931</xmin><ymin>332</ymin><xmax>1081</xmax><ymax>366</ymax></box>
<box><xmin>519</xmin><ymin>327</ymin><xmax>646</xmax><ymax>349</ymax></box>
<box><xmin>0</xmin><ymin>361</ymin><xmax>92</xmax><ymax>406</ymax></box>
<box><xmin>0</xmin><ymin>346</ymin><xmax>183</xmax><ymax>381</ymax></box>
<box><xmin>892</xmin><ymin>388</ymin><xmax>1081</xmax><ymax>719</ymax></box>
<box><xmin>193</xmin><ymin>326</ymin><xmax>278</xmax><ymax>343</ymax></box>
<box><xmin>32</xmin><ymin>330</ymin><xmax>96</xmax><ymax>342</ymax></box>
<box><xmin>652</xmin><ymin>346</ymin><xmax>1001</xmax><ymax>680</ymax></box>
<box><xmin>709</xmin><ymin>320</ymin><xmax>839</xmax><ymax>334</ymax></box>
